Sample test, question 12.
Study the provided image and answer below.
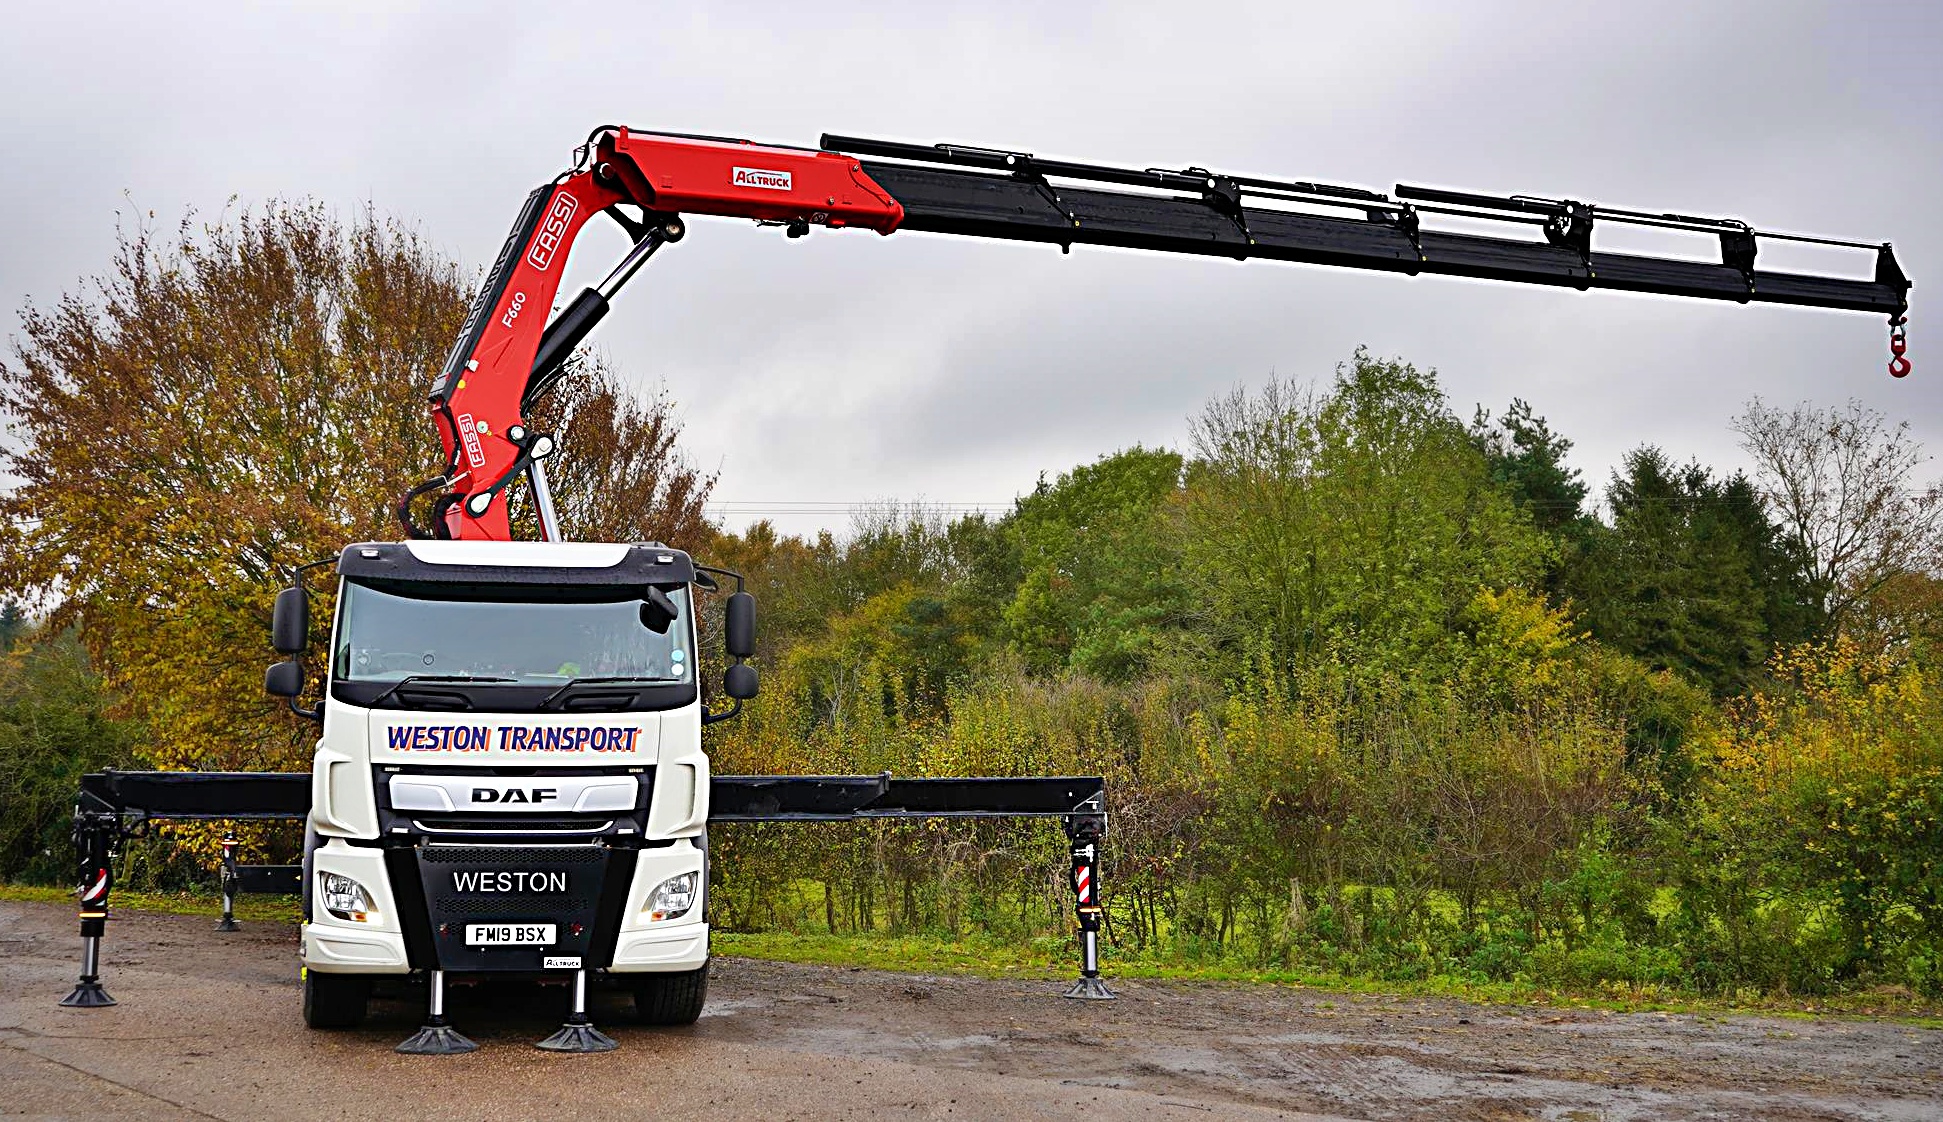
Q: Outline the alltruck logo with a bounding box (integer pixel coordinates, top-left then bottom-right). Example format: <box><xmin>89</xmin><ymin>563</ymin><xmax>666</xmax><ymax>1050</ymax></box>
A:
<box><xmin>526</xmin><ymin>192</ymin><xmax>578</xmax><ymax>271</ymax></box>
<box><xmin>732</xmin><ymin>166</ymin><xmax>792</xmax><ymax>191</ymax></box>
<box><xmin>457</xmin><ymin>413</ymin><xmax>487</xmax><ymax>469</ymax></box>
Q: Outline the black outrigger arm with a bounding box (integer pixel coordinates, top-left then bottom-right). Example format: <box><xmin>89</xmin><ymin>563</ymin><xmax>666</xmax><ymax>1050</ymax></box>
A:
<box><xmin>56</xmin><ymin>771</ymin><xmax>311</xmax><ymax>1009</ymax></box>
<box><xmin>710</xmin><ymin>773</ymin><xmax>1115</xmax><ymax>998</ymax></box>
<box><xmin>59</xmin><ymin>770</ymin><xmax>1116</xmax><ymax>1008</ymax></box>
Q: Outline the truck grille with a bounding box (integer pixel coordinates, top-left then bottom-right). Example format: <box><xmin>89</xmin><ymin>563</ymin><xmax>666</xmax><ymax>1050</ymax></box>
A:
<box><xmin>419</xmin><ymin>845</ymin><xmax>608</xmax><ymax>866</ymax></box>
<box><xmin>432</xmin><ymin>893</ymin><xmax>594</xmax><ymax>916</ymax></box>
<box><xmin>410</xmin><ymin>814</ymin><xmax>616</xmax><ymax>837</ymax></box>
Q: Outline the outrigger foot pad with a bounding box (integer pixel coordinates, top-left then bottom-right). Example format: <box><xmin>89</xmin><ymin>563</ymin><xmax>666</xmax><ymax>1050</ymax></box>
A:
<box><xmin>215</xmin><ymin>917</ymin><xmax>241</xmax><ymax>933</ymax></box>
<box><xmin>1062</xmin><ymin>975</ymin><xmax>1117</xmax><ymax>1001</ymax></box>
<box><xmin>396</xmin><ymin>1022</ymin><xmax>477</xmax><ymax>1055</ymax></box>
<box><xmin>536</xmin><ymin>1019</ymin><xmax>617</xmax><ymax>1053</ymax></box>
<box><xmin>59</xmin><ymin>980</ymin><xmax>116</xmax><ymax>1008</ymax></box>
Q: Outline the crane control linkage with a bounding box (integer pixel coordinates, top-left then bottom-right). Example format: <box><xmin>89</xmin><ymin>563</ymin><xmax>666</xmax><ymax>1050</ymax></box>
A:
<box><xmin>401</xmin><ymin>126</ymin><xmax>1911</xmax><ymax>544</ymax></box>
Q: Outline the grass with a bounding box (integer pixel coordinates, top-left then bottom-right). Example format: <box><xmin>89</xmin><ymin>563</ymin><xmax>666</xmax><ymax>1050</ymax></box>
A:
<box><xmin>713</xmin><ymin>925</ymin><xmax>1943</xmax><ymax>1024</ymax></box>
<box><xmin>1</xmin><ymin>882</ymin><xmax>302</xmax><ymax>923</ymax></box>
<box><xmin>7</xmin><ymin>882</ymin><xmax>1938</xmax><ymax>1025</ymax></box>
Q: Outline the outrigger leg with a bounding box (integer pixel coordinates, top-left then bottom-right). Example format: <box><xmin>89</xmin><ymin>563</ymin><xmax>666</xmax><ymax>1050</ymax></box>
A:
<box><xmin>536</xmin><ymin>968</ymin><xmax>617</xmax><ymax>1053</ymax></box>
<box><xmin>215</xmin><ymin>832</ymin><xmax>242</xmax><ymax>932</ymax></box>
<box><xmin>60</xmin><ymin>804</ymin><xmax>119</xmax><ymax>1008</ymax></box>
<box><xmin>396</xmin><ymin>969</ymin><xmax>477</xmax><ymax>1054</ymax></box>
<box><xmin>1061</xmin><ymin>805</ymin><xmax>1115</xmax><ymax>1001</ymax></box>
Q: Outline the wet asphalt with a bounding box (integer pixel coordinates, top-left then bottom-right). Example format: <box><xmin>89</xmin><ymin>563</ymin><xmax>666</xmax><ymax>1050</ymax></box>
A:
<box><xmin>2</xmin><ymin>899</ymin><xmax>1938</xmax><ymax>1121</ymax></box>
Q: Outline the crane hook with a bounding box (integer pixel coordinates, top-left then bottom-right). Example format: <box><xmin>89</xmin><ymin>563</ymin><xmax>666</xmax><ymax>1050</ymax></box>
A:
<box><xmin>1888</xmin><ymin>317</ymin><xmax>1910</xmax><ymax>379</ymax></box>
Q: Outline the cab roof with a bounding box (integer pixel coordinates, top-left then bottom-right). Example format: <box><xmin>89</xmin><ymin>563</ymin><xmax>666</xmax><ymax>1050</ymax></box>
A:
<box><xmin>336</xmin><ymin>541</ymin><xmax>697</xmax><ymax>587</ymax></box>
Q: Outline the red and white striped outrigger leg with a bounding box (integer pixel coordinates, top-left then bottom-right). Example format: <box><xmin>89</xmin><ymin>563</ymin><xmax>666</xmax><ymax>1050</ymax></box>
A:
<box><xmin>60</xmin><ymin>801</ymin><xmax>121</xmax><ymax>1008</ymax></box>
<box><xmin>1062</xmin><ymin>799</ymin><xmax>1114</xmax><ymax>1000</ymax></box>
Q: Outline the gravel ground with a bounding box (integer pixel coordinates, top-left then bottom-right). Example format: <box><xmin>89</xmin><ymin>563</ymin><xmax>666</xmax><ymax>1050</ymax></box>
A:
<box><xmin>1</xmin><ymin>899</ymin><xmax>1938</xmax><ymax>1121</ymax></box>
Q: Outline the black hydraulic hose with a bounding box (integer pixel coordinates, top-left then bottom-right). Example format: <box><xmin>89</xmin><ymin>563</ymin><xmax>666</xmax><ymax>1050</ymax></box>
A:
<box><xmin>395</xmin><ymin>475</ymin><xmax>451</xmax><ymax>540</ymax></box>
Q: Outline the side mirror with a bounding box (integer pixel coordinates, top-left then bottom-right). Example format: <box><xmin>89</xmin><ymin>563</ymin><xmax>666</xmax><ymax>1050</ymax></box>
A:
<box><xmin>272</xmin><ymin>586</ymin><xmax>308</xmax><ymax>654</ymax></box>
<box><xmin>265</xmin><ymin>659</ymin><xmax>305</xmax><ymax>698</ymax></box>
<box><xmin>724</xmin><ymin>662</ymin><xmax>759</xmax><ymax>700</ymax></box>
<box><xmin>725</xmin><ymin>591</ymin><xmax>756</xmax><ymax>659</ymax></box>
<box><xmin>639</xmin><ymin>587</ymin><xmax>678</xmax><ymax>634</ymax></box>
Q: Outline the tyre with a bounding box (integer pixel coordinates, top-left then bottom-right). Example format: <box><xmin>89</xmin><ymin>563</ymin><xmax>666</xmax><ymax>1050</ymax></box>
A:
<box><xmin>302</xmin><ymin>970</ymin><xmax>370</xmax><ymax>1029</ymax></box>
<box><xmin>632</xmin><ymin>965</ymin><xmax>708</xmax><ymax>1026</ymax></box>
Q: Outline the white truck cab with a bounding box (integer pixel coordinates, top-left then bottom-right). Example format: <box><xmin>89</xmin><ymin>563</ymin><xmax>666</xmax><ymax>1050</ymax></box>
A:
<box><xmin>274</xmin><ymin>539</ymin><xmax>755</xmax><ymax>1041</ymax></box>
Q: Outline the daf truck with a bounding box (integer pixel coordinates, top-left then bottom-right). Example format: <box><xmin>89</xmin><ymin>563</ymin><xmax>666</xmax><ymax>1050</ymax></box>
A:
<box><xmin>267</xmin><ymin>538</ymin><xmax>756</xmax><ymax>1052</ymax></box>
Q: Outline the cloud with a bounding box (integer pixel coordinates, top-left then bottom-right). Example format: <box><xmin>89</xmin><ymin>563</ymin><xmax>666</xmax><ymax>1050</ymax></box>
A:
<box><xmin>3</xmin><ymin>0</ymin><xmax>1937</xmax><ymax>538</ymax></box>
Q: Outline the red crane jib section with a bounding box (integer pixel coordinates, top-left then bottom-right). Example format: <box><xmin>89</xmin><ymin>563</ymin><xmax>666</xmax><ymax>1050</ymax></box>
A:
<box><xmin>424</xmin><ymin>127</ymin><xmax>1909</xmax><ymax>541</ymax></box>
<box><xmin>427</xmin><ymin>129</ymin><xmax>905</xmax><ymax>540</ymax></box>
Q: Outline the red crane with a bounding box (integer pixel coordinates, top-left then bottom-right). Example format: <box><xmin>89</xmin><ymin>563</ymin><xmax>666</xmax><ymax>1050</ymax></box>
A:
<box><xmin>406</xmin><ymin>126</ymin><xmax>1912</xmax><ymax>543</ymax></box>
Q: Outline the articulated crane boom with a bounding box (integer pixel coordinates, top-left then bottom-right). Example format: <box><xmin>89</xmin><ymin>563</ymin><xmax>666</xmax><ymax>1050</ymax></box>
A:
<box><xmin>407</xmin><ymin>126</ymin><xmax>1911</xmax><ymax>543</ymax></box>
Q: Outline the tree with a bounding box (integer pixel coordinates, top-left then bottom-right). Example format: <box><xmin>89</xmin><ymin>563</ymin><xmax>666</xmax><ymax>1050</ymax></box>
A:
<box><xmin>1004</xmin><ymin>446</ymin><xmax>1186</xmax><ymax>679</ymax></box>
<box><xmin>838</xmin><ymin>503</ymin><xmax>956</xmax><ymax>607</ymax></box>
<box><xmin>1732</xmin><ymin>398</ymin><xmax>1942</xmax><ymax>638</ymax></box>
<box><xmin>0</xmin><ymin>625</ymin><xmax>140</xmax><ymax>882</ymax></box>
<box><xmin>519</xmin><ymin>355</ymin><xmax>716</xmax><ymax>548</ymax></box>
<box><xmin>1471</xmin><ymin>398</ymin><xmax>1588</xmax><ymax>538</ymax></box>
<box><xmin>941</xmin><ymin>511</ymin><xmax>1022</xmax><ymax>658</ymax></box>
<box><xmin>0</xmin><ymin>602</ymin><xmax>23</xmax><ymax>651</ymax></box>
<box><xmin>0</xmin><ymin>203</ymin><xmax>710</xmax><ymax>776</ymax></box>
<box><xmin>1471</xmin><ymin>398</ymin><xmax>1593</xmax><ymax>596</ymax></box>
<box><xmin>1</xmin><ymin>203</ymin><xmax>464</xmax><ymax>773</ymax></box>
<box><xmin>1568</xmin><ymin>448</ymin><xmax>1812</xmax><ymax>695</ymax></box>
<box><xmin>1184</xmin><ymin>350</ymin><xmax>1551</xmax><ymax>682</ymax></box>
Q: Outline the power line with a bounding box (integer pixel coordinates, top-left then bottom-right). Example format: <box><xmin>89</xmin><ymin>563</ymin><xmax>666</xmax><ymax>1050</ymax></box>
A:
<box><xmin>705</xmin><ymin>501</ymin><xmax>1017</xmax><ymax>515</ymax></box>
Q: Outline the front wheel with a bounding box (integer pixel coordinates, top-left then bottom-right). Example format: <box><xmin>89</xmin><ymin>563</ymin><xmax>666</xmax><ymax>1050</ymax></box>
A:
<box><xmin>632</xmin><ymin>965</ymin><xmax>708</xmax><ymax>1026</ymax></box>
<box><xmin>302</xmin><ymin>970</ymin><xmax>370</xmax><ymax>1029</ymax></box>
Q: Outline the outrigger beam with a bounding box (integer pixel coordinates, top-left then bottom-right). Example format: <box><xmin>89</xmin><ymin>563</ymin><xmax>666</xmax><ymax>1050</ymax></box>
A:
<box><xmin>708</xmin><ymin>774</ymin><xmax>1104</xmax><ymax>820</ymax></box>
<box><xmin>59</xmin><ymin>770</ymin><xmax>1115</xmax><ymax>1007</ymax></box>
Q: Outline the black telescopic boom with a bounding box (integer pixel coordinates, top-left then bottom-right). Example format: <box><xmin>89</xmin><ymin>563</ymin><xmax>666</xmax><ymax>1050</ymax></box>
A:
<box><xmin>819</xmin><ymin>134</ymin><xmax>1910</xmax><ymax>318</ymax></box>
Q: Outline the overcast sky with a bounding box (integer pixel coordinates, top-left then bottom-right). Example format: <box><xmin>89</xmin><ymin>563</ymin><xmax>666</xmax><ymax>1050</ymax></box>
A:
<box><xmin>3</xmin><ymin>1</ymin><xmax>1938</xmax><ymax>538</ymax></box>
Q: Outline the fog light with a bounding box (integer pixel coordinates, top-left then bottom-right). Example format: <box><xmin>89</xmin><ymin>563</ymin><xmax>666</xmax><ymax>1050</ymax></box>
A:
<box><xmin>645</xmin><ymin>872</ymin><xmax>696</xmax><ymax>922</ymax></box>
<box><xmin>320</xmin><ymin>872</ymin><xmax>376</xmax><ymax>923</ymax></box>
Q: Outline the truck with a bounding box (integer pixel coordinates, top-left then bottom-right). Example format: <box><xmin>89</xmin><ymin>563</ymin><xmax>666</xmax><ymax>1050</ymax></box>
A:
<box><xmin>279</xmin><ymin>539</ymin><xmax>745</xmax><ymax>1051</ymax></box>
<box><xmin>58</xmin><ymin>125</ymin><xmax>1912</xmax><ymax>1054</ymax></box>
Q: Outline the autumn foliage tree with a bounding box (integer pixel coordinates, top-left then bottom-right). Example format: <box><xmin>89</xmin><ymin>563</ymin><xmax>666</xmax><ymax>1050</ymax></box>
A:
<box><xmin>1</xmin><ymin>202</ymin><xmax>714</xmax><ymax>780</ymax></box>
<box><xmin>0</xmin><ymin>204</ymin><xmax>463</xmax><ymax>775</ymax></box>
<box><xmin>521</xmin><ymin>355</ymin><xmax>715</xmax><ymax>547</ymax></box>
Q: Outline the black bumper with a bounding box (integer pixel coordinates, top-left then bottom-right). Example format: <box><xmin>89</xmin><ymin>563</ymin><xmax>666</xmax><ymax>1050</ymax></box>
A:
<box><xmin>386</xmin><ymin>843</ymin><xmax>639</xmax><ymax>973</ymax></box>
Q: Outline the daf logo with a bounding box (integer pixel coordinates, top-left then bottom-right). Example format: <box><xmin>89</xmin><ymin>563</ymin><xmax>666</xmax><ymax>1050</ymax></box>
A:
<box><xmin>471</xmin><ymin>787</ymin><xmax>558</xmax><ymax>805</ymax></box>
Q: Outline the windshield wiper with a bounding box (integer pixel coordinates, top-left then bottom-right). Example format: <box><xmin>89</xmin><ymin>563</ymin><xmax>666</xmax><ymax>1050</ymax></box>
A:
<box><xmin>369</xmin><ymin>674</ymin><xmax>515</xmax><ymax>708</ymax></box>
<box><xmin>538</xmin><ymin>675</ymin><xmax>668</xmax><ymax>710</ymax></box>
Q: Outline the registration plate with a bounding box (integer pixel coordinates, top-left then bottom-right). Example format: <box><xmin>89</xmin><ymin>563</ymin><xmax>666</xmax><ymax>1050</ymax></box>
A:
<box><xmin>465</xmin><ymin>923</ymin><xmax>556</xmax><ymax>946</ymax></box>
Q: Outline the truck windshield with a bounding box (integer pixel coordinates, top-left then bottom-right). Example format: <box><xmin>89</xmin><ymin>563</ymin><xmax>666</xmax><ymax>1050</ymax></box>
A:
<box><xmin>333</xmin><ymin>581</ymin><xmax>692</xmax><ymax>685</ymax></box>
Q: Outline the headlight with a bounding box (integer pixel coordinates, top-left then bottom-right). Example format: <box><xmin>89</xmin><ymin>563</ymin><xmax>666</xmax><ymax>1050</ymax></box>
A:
<box><xmin>320</xmin><ymin>872</ymin><xmax>376</xmax><ymax>923</ymax></box>
<box><xmin>645</xmin><ymin>872</ymin><xmax>697</xmax><ymax>922</ymax></box>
